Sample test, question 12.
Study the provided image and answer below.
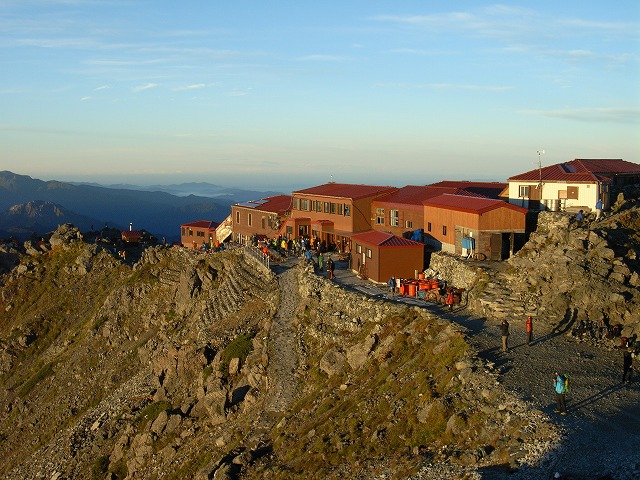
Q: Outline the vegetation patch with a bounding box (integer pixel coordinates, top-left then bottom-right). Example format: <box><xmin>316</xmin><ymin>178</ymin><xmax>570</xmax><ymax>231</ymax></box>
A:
<box><xmin>220</xmin><ymin>331</ymin><xmax>256</xmax><ymax>374</ymax></box>
<box><xmin>18</xmin><ymin>361</ymin><xmax>54</xmax><ymax>398</ymax></box>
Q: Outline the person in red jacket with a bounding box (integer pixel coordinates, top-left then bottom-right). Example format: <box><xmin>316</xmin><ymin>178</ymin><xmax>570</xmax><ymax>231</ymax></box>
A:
<box><xmin>526</xmin><ymin>316</ymin><xmax>534</xmax><ymax>346</ymax></box>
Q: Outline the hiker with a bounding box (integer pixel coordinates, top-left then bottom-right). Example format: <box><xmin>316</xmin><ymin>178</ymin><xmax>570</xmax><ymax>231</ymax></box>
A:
<box><xmin>553</xmin><ymin>372</ymin><xmax>568</xmax><ymax>415</ymax></box>
<box><xmin>526</xmin><ymin>316</ymin><xmax>534</xmax><ymax>346</ymax></box>
<box><xmin>318</xmin><ymin>252</ymin><xmax>324</xmax><ymax>272</ymax></box>
<box><xmin>446</xmin><ymin>288</ymin><xmax>455</xmax><ymax>311</ymax></box>
<box><xmin>623</xmin><ymin>348</ymin><xmax>634</xmax><ymax>384</ymax></box>
<box><xmin>388</xmin><ymin>276</ymin><xmax>396</xmax><ymax>297</ymax></box>
<box><xmin>575</xmin><ymin>210</ymin><xmax>584</xmax><ymax>227</ymax></box>
<box><xmin>501</xmin><ymin>319</ymin><xmax>510</xmax><ymax>352</ymax></box>
<box><xmin>595</xmin><ymin>199</ymin><xmax>603</xmax><ymax>221</ymax></box>
<box><xmin>327</xmin><ymin>258</ymin><xmax>335</xmax><ymax>280</ymax></box>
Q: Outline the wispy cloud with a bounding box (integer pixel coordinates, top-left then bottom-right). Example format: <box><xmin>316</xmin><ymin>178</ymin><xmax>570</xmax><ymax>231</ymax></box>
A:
<box><xmin>94</xmin><ymin>85</ymin><xmax>110</xmax><ymax>91</ymax></box>
<box><xmin>80</xmin><ymin>96</ymin><xmax>91</xmax><ymax>101</ymax></box>
<box><xmin>523</xmin><ymin>107</ymin><xmax>640</xmax><ymax>124</ymax></box>
<box><xmin>132</xmin><ymin>83</ymin><xmax>158</xmax><ymax>93</ymax></box>
<box><xmin>174</xmin><ymin>83</ymin><xmax>206</xmax><ymax>91</ymax></box>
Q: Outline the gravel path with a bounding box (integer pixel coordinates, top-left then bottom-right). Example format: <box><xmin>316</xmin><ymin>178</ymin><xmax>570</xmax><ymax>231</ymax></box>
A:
<box><xmin>264</xmin><ymin>265</ymin><xmax>300</xmax><ymax>413</ymax></box>
<box><xmin>449</xmin><ymin>309</ymin><xmax>640</xmax><ymax>479</ymax></box>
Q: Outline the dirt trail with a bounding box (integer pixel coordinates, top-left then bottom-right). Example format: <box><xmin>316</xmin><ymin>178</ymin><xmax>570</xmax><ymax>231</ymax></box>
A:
<box><xmin>264</xmin><ymin>265</ymin><xmax>300</xmax><ymax>413</ymax></box>
<box><xmin>450</xmin><ymin>309</ymin><xmax>640</xmax><ymax>479</ymax></box>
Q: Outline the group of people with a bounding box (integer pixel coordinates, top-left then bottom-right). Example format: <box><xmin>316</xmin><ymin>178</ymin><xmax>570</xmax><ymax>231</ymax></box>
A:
<box><xmin>574</xmin><ymin>198</ymin><xmax>604</xmax><ymax>227</ymax></box>
<box><xmin>499</xmin><ymin>315</ymin><xmax>635</xmax><ymax>417</ymax></box>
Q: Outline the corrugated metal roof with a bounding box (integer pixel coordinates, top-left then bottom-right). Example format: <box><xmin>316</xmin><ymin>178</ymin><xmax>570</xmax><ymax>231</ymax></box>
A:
<box><xmin>350</xmin><ymin>230</ymin><xmax>424</xmax><ymax>247</ymax></box>
<box><xmin>373</xmin><ymin>185</ymin><xmax>486</xmax><ymax>206</ymax></box>
<box><xmin>234</xmin><ymin>195</ymin><xmax>291</xmax><ymax>213</ymax></box>
<box><xmin>509</xmin><ymin>159</ymin><xmax>640</xmax><ymax>182</ymax></box>
<box><xmin>424</xmin><ymin>194</ymin><xmax>528</xmax><ymax>214</ymax></box>
<box><xmin>428</xmin><ymin>180</ymin><xmax>508</xmax><ymax>199</ymax></box>
<box><xmin>293</xmin><ymin>183</ymin><xmax>397</xmax><ymax>200</ymax></box>
<box><xmin>181</xmin><ymin>220</ymin><xmax>219</xmax><ymax>229</ymax></box>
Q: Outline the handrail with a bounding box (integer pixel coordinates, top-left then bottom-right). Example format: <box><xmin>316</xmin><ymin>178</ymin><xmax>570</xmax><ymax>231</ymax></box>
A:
<box><xmin>242</xmin><ymin>245</ymin><xmax>270</xmax><ymax>272</ymax></box>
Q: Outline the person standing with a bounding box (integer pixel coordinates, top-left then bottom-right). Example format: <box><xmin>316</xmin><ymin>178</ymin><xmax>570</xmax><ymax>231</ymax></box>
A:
<box><xmin>318</xmin><ymin>252</ymin><xmax>324</xmax><ymax>272</ymax></box>
<box><xmin>446</xmin><ymin>288</ymin><xmax>455</xmax><ymax>311</ymax></box>
<box><xmin>553</xmin><ymin>372</ymin><xmax>568</xmax><ymax>415</ymax></box>
<box><xmin>526</xmin><ymin>316</ymin><xmax>534</xmax><ymax>346</ymax></box>
<box><xmin>327</xmin><ymin>257</ymin><xmax>335</xmax><ymax>280</ymax></box>
<box><xmin>623</xmin><ymin>348</ymin><xmax>634</xmax><ymax>383</ymax></box>
<box><xmin>388</xmin><ymin>276</ymin><xmax>396</xmax><ymax>298</ymax></box>
<box><xmin>595</xmin><ymin>198</ymin><xmax>603</xmax><ymax>221</ymax></box>
<box><xmin>501</xmin><ymin>319</ymin><xmax>510</xmax><ymax>352</ymax></box>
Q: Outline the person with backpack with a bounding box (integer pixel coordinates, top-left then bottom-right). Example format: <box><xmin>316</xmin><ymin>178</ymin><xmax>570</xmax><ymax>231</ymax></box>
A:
<box><xmin>553</xmin><ymin>372</ymin><xmax>569</xmax><ymax>415</ymax></box>
<box><xmin>500</xmin><ymin>319</ymin><xmax>510</xmax><ymax>352</ymax></box>
<box><xmin>623</xmin><ymin>348</ymin><xmax>634</xmax><ymax>384</ymax></box>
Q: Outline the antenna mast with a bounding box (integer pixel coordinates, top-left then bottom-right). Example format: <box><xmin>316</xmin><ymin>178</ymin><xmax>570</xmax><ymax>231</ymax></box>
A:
<box><xmin>537</xmin><ymin>150</ymin><xmax>545</xmax><ymax>188</ymax></box>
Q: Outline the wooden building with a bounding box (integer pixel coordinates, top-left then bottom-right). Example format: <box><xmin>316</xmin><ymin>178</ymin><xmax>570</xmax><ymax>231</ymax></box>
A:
<box><xmin>371</xmin><ymin>185</ymin><xmax>488</xmax><ymax>239</ymax></box>
<box><xmin>423</xmin><ymin>194</ymin><xmax>528</xmax><ymax>260</ymax></box>
<box><xmin>350</xmin><ymin>230</ymin><xmax>425</xmax><ymax>283</ymax></box>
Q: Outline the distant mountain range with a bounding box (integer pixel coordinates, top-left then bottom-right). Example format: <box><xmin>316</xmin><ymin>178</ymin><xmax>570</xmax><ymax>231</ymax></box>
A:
<box><xmin>0</xmin><ymin>171</ymin><xmax>283</xmax><ymax>241</ymax></box>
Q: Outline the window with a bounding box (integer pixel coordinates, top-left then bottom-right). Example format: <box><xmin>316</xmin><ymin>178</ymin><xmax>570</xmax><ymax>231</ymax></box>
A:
<box><xmin>443</xmin><ymin>225</ymin><xmax>447</xmax><ymax>236</ymax></box>
<box><xmin>248</xmin><ymin>213</ymin><xmax>252</xmax><ymax>227</ymax></box>
<box><xmin>376</xmin><ymin>207</ymin><xmax>385</xmax><ymax>225</ymax></box>
<box><xmin>519</xmin><ymin>185</ymin><xmax>530</xmax><ymax>197</ymax></box>
<box><xmin>316</xmin><ymin>201</ymin><xmax>322</xmax><ymax>212</ymax></box>
<box><xmin>293</xmin><ymin>198</ymin><xmax>300</xmax><ymax>210</ymax></box>
<box><xmin>356</xmin><ymin>244</ymin><xmax>362</xmax><ymax>254</ymax></box>
<box><xmin>427</xmin><ymin>222</ymin><xmax>432</xmax><ymax>232</ymax></box>
<box><xmin>286</xmin><ymin>226</ymin><xmax>293</xmax><ymax>235</ymax></box>
<box><xmin>236</xmin><ymin>212</ymin><xmax>240</xmax><ymax>224</ymax></box>
<box><xmin>405</xmin><ymin>220</ymin><xmax>413</xmax><ymax>229</ymax></box>
<box><xmin>300</xmin><ymin>199</ymin><xmax>309</xmax><ymax>210</ymax></box>
<box><xmin>390</xmin><ymin>209</ymin><xmax>399</xmax><ymax>227</ymax></box>
<box><xmin>567</xmin><ymin>186</ymin><xmax>579</xmax><ymax>199</ymax></box>
<box><xmin>181</xmin><ymin>227</ymin><xmax>186</xmax><ymax>236</ymax></box>
<box><xmin>330</xmin><ymin>202</ymin><xmax>336</xmax><ymax>214</ymax></box>
<box><xmin>344</xmin><ymin>204</ymin><xmax>350</xmax><ymax>216</ymax></box>
<box><xmin>366</xmin><ymin>248</ymin><xmax>372</xmax><ymax>258</ymax></box>
<box><xmin>188</xmin><ymin>229</ymin><xmax>193</xmax><ymax>236</ymax></box>
<box><xmin>261</xmin><ymin>217</ymin><xmax>266</xmax><ymax>229</ymax></box>
<box><xmin>324</xmin><ymin>202</ymin><xmax>329</xmax><ymax>213</ymax></box>
<box><xmin>197</xmin><ymin>230</ymin><xmax>204</xmax><ymax>237</ymax></box>
<box><xmin>338</xmin><ymin>204</ymin><xmax>344</xmax><ymax>215</ymax></box>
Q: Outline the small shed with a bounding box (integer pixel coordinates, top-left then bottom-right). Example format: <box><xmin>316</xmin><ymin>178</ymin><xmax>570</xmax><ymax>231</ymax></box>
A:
<box><xmin>350</xmin><ymin>230</ymin><xmax>424</xmax><ymax>283</ymax></box>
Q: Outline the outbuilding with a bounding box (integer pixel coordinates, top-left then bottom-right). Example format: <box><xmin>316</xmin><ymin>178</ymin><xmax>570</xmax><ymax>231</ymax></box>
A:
<box><xmin>349</xmin><ymin>230</ymin><xmax>425</xmax><ymax>283</ymax></box>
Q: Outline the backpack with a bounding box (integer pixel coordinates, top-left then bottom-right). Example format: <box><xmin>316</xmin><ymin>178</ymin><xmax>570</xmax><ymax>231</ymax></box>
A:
<box><xmin>561</xmin><ymin>374</ymin><xmax>569</xmax><ymax>393</ymax></box>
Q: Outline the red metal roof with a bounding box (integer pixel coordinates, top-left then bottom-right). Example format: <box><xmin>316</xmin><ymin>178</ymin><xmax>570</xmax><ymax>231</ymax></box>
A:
<box><xmin>424</xmin><ymin>194</ymin><xmax>528</xmax><ymax>214</ymax></box>
<box><xmin>181</xmin><ymin>220</ymin><xmax>220</xmax><ymax>230</ymax></box>
<box><xmin>427</xmin><ymin>180</ymin><xmax>508</xmax><ymax>199</ymax></box>
<box><xmin>509</xmin><ymin>159</ymin><xmax>640</xmax><ymax>182</ymax></box>
<box><xmin>255</xmin><ymin>195</ymin><xmax>292</xmax><ymax>213</ymax></box>
<box><xmin>293</xmin><ymin>183</ymin><xmax>397</xmax><ymax>200</ymax></box>
<box><xmin>373</xmin><ymin>185</ymin><xmax>486</xmax><ymax>206</ymax></box>
<box><xmin>350</xmin><ymin>230</ymin><xmax>424</xmax><ymax>247</ymax></box>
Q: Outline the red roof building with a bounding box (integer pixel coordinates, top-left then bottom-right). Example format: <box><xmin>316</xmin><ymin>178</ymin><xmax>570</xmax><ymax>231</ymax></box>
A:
<box><xmin>281</xmin><ymin>183</ymin><xmax>397</xmax><ymax>252</ymax></box>
<box><xmin>423</xmin><ymin>194</ymin><xmax>528</xmax><ymax>260</ymax></box>
<box><xmin>181</xmin><ymin>220</ymin><xmax>220</xmax><ymax>250</ymax></box>
<box><xmin>427</xmin><ymin>180</ymin><xmax>508</xmax><ymax>200</ymax></box>
<box><xmin>371</xmin><ymin>185</ymin><xmax>487</xmax><ymax>238</ymax></box>
<box><xmin>350</xmin><ymin>230</ymin><xmax>425</xmax><ymax>282</ymax></box>
<box><xmin>507</xmin><ymin>159</ymin><xmax>640</xmax><ymax>212</ymax></box>
<box><xmin>231</xmin><ymin>195</ymin><xmax>292</xmax><ymax>244</ymax></box>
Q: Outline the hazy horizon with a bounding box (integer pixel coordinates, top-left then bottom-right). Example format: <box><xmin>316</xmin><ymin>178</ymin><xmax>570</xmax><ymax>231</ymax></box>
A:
<box><xmin>2</xmin><ymin>2</ymin><xmax>638</xmax><ymax>185</ymax></box>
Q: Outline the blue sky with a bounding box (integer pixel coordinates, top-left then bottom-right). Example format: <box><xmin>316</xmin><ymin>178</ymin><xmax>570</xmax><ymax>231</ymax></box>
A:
<box><xmin>1</xmin><ymin>1</ymin><xmax>639</xmax><ymax>192</ymax></box>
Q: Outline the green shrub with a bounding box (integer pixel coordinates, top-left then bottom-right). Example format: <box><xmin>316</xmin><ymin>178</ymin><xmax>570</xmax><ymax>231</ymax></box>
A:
<box><xmin>220</xmin><ymin>332</ymin><xmax>255</xmax><ymax>373</ymax></box>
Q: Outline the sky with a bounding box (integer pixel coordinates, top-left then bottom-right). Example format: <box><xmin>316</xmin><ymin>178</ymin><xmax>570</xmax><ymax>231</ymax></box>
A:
<box><xmin>1</xmin><ymin>1</ymin><xmax>639</xmax><ymax>192</ymax></box>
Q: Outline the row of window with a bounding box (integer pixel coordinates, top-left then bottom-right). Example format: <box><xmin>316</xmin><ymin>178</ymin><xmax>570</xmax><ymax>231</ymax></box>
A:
<box><xmin>181</xmin><ymin>228</ymin><xmax>211</xmax><ymax>238</ymax></box>
<box><xmin>293</xmin><ymin>198</ymin><xmax>351</xmax><ymax>216</ymax></box>
<box><xmin>235</xmin><ymin>211</ymin><xmax>279</xmax><ymax>229</ymax></box>
<box><xmin>355</xmin><ymin>244</ymin><xmax>372</xmax><ymax>258</ymax></box>
<box><xmin>375</xmin><ymin>208</ymin><xmax>414</xmax><ymax>228</ymax></box>
<box><xmin>519</xmin><ymin>185</ymin><xmax>580</xmax><ymax>199</ymax></box>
